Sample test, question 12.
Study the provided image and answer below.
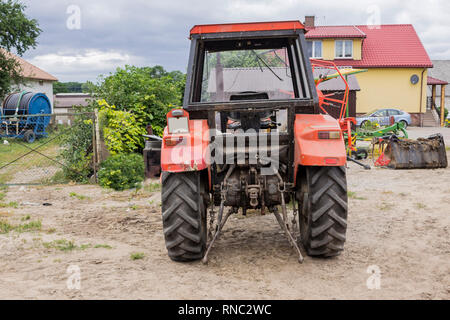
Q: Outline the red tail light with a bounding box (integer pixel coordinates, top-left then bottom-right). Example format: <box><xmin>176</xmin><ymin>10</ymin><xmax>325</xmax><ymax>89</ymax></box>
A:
<box><xmin>318</xmin><ymin>131</ymin><xmax>341</xmax><ymax>139</ymax></box>
<box><xmin>164</xmin><ymin>136</ymin><xmax>184</xmax><ymax>146</ymax></box>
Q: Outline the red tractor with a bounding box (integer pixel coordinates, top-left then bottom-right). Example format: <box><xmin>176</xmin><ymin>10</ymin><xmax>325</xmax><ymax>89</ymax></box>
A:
<box><xmin>160</xmin><ymin>21</ymin><xmax>353</xmax><ymax>263</ymax></box>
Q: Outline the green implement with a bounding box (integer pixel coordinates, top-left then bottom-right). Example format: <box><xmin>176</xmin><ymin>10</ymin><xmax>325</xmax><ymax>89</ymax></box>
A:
<box><xmin>356</xmin><ymin>121</ymin><xmax>408</xmax><ymax>140</ymax></box>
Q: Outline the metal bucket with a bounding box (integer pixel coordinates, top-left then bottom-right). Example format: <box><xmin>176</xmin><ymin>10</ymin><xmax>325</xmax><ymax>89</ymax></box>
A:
<box><xmin>382</xmin><ymin>134</ymin><xmax>447</xmax><ymax>169</ymax></box>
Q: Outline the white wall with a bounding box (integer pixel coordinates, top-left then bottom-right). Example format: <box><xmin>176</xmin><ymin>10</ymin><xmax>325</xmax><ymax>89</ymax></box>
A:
<box><xmin>16</xmin><ymin>79</ymin><xmax>54</xmax><ymax>112</ymax></box>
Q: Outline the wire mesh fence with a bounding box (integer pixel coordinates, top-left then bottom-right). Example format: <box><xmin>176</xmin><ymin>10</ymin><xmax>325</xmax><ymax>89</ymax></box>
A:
<box><xmin>0</xmin><ymin>112</ymin><xmax>96</xmax><ymax>185</ymax></box>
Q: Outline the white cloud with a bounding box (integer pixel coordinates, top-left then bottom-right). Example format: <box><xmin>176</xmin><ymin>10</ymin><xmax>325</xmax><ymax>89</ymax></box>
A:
<box><xmin>29</xmin><ymin>50</ymin><xmax>148</xmax><ymax>82</ymax></box>
<box><xmin>21</xmin><ymin>0</ymin><xmax>450</xmax><ymax>81</ymax></box>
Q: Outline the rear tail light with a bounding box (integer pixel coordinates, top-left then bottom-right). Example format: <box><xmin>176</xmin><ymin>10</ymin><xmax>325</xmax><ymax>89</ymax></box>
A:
<box><xmin>318</xmin><ymin>131</ymin><xmax>341</xmax><ymax>139</ymax></box>
<box><xmin>164</xmin><ymin>136</ymin><xmax>184</xmax><ymax>146</ymax></box>
<box><xmin>325</xmin><ymin>157</ymin><xmax>338</xmax><ymax>165</ymax></box>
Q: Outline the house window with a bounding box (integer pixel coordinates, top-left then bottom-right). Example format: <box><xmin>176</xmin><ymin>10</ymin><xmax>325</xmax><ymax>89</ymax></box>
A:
<box><xmin>39</xmin><ymin>80</ymin><xmax>44</xmax><ymax>86</ymax></box>
<box><xmin>306</xmin><ymin>41</ymin><xmax>322</xmax><ymax>58</ymax></box>
<box><xmin>335</xmin><ymin>40</ymin><xmax>353</xmax><ymax>58</ymax></box>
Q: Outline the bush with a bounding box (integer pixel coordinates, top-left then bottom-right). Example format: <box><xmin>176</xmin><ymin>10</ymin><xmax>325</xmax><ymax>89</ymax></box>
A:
<box><xmin>360</xmin><ymin>119</ymin><xmax>380</xmax><ymax>130</ymax></box>
<box><xmin>98</xmin><ymin>100</ymin><xmax>146</xmax><ymax>154</ymax></box>
<box><xmin>435</xmin><ymin>106</ymin><xmax>449</xmax><ymax>120</ymax></box>
<box><xmin>98</xmin><ymin>153</ymin><xmax>144</xmax><ymax>191</ymax></box>
<box><xmin>59</xmin><ymin>110</ymin><xmax>94</xmax><ymax>182</ymax></box>
<box><xmin>86</xmin><ymin>65</ymin><xmax>184</xmax><ymax>140</ymax></box>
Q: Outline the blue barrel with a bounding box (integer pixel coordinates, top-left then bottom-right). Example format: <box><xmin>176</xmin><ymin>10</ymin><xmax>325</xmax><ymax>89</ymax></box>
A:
<box><xmin>2</xmin><ymin>92</ymin><xmax>51</xmax><ymax>116</ymax></box>
<box><xmin>1</xmin><ymin>92</ymin><xmax>52</xmax><ymax>128</ymax></box>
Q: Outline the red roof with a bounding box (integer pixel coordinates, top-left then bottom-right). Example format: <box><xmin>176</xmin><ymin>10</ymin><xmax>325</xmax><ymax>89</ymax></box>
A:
<box><xmin>190</xmin><ymin>20</ymin><xmax>304</xmax><ymax>35</ymax></box>
<box><xmin>306</xmin><ymin>26</ymin><xmax>366</xmax><ymax>39</ymax></box>
<box><xmin>427</xmin><ymin>76</ymin><xmax>448</xmax><ymax>85</ymax></box>
<box><xmin>1</xmin><ymin>49</ymin><xmax>57</xmax><ymax>81</ymax></box>
<box><xmin>306</xmin><ymin>24</ymin><xmax>432</xmax><ymax>68</ymax></box>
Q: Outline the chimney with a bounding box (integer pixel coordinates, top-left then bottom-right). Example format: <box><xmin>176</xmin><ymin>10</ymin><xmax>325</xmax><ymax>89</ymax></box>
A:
<box><xmin>304</xmin><ymin>15</ymin><xmax>315</xmax><ymax>28</ymax></box>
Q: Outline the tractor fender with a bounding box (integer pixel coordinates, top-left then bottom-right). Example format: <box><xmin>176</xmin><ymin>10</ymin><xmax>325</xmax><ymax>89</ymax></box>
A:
<box><xmin>293</xmin><ymin>114</ymin><xmax>346</xmax><ymax>182</ymax></box>
<box><xmin>161</xmin><ymin>117</ymin><xmax>210</xmax><ymax>173</ymax></box>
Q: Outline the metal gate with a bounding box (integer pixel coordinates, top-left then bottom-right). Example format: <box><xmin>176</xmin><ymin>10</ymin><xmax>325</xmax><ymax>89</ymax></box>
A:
<box><xmin>0</xmin><ymin>112</ymin><xmax>96</xmax><ymax>186</ymax></box>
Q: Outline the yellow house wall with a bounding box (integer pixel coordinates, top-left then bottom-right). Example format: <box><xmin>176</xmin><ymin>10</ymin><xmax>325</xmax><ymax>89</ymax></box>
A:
<box><xmin>320</xmin><ymin>39</ymin><xmax>362</xmax><ymax>60</ymax></box>
<box><xmin>354</xmin><ymin>68</ymin><xmax>428</xmax><ymax>114</ymax></box>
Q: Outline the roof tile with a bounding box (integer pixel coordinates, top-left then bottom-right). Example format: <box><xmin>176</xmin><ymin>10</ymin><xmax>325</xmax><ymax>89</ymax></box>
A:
<box><xmin>306</xmin><ymin>24</ymin><xmax>432</xmax><ymax>68</ymax></box>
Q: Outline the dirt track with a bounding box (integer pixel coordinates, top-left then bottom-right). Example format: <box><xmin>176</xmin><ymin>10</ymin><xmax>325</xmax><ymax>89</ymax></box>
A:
<box><xmin>1</xmin><ymin>127</ymin><xmax>450</xmax><ymax>299</ymax></box>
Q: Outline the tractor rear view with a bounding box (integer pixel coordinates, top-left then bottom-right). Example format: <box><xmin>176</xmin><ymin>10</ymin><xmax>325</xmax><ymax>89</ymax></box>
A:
<box><xmin>160</xmin><ymin>21</ymin><xmax>352</xmax><ymax>263</ymax></box>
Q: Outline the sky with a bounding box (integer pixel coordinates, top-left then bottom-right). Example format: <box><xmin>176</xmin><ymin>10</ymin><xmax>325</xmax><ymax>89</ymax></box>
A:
<box><xmin>18</xmin><ymin>0</ymin><xmax>450</xmax><ymax>82</ymax></box>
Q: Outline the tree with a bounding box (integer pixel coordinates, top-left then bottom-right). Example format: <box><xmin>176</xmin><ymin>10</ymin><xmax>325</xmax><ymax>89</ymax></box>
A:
<box><xmin>87</xmin><ymin>65</ymin><xmax>185</xmax><ymax>138</ymax></box>
<box><xmin>53</xmin><ymin>81</ymin><xmax>87</xmax><ymax>94</ymax></box>
<box><xmin>0</xmin><ymin>0</ymin><xmax>41</xmax><ymax>98</ymax></box>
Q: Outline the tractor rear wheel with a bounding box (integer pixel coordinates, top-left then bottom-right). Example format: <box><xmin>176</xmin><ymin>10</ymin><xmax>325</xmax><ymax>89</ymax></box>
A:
<box><xmin>161</xmin><ymin>171</ymin><xmax>207</xmax><ymax>262</ymax></box>
<box><xmin>298</xmin><ymin>166</ymin><xmax>348</xmax><ymax>257</ymax></box>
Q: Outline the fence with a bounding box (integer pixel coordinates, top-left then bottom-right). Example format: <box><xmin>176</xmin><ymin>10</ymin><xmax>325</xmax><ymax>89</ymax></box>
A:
<box><xmin>0</xmin><ymin>112</ymin><xmax>97</xmax><ymax>186</ymax></box>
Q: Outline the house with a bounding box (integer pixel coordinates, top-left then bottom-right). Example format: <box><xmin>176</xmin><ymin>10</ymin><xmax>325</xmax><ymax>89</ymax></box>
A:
<box><xmin>304</xmin><ymin>16</ymin><xmax>433</xmax><ymax>126</ymax></box>
<box><xmin>8</xmin><ymin>52</ymin><xmax>58</xmax><ymax>110</ymax></box>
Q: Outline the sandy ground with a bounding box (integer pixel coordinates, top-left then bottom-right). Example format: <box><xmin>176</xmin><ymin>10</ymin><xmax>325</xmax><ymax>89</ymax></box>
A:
<box><xmin>0</xmin><ymin>130</ymin><xmax>449</xmax><ymax>300</ymax></box>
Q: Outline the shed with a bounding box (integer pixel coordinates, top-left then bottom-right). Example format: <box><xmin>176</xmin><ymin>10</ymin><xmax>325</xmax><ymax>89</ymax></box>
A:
<box><xmin>53</xmin><ymin>93</ymin><xmax>92</xmax><ymax>125</ymax></box>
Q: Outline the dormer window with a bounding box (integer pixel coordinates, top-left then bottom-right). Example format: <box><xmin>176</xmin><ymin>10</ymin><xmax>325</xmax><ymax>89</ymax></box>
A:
<box><xmin>335</xmin><ymin>40</ymin><xmax>353</xmax><ymax>58</ymax></box>
<box><xmin>306</xmin><ymin>40</ymin><xmax>322</xmax><ymax>58</ymax></box>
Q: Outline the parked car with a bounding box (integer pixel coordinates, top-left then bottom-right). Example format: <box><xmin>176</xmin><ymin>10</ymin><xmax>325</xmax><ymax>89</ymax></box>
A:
<box><xmin>356</xmin><ymin>108</ymin><xmax>412</xmax><ymax>128</ymax></box>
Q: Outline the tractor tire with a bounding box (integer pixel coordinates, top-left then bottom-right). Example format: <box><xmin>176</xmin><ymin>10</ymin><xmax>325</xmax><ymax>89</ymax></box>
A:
<box><xmin>161</xmin><ymin>171</ymin><xmax>207</xmax><ymax>262</ymax></box>
<box><xmin>298</xmin><ymin>166</ymin><xmax>348</xmax><ymax>258</ymax></box>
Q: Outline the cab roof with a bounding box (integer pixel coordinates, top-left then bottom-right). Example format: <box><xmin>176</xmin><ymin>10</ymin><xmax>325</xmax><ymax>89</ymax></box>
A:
<box><xmin>190</xmin><ymin>20</ymin><xmax>305</xmax><ymax>35</ymax></box>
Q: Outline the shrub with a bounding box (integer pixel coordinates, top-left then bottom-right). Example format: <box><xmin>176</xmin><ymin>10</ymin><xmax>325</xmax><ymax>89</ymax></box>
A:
<box><xmin>98</xmin><ymin>100</ymin><xmax>146</xmax><ymax>154</ymax></box>
<box><xmin>98</xmin><ymin>153</ymin><xmax>144</xmax><ymax>191</ymax></box>
<box><xmin>86</xmin><ymin>65</ymin><xmax>184</xmax><ymax>141</ymax></box>
<box><xmin>59</xmin><ymin>108</ymin><xmax>94</xmax><ymax>182</ymax></box>
<box><xmin>360</xmin><ymin>119</ymin><xmax>380</xmax><ymax>130</ymax></box>
<box><xmin>435</xmin><ymin>106</ymin><xmax>449</xmax><ymax>120</ymax></box>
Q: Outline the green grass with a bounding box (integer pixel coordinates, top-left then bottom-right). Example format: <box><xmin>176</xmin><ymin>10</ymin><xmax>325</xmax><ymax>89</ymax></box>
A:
<box><xmin>69</xmin><ymin>192</ymin><xmax>89</xmax><ymax>200</ymax></box>
<box><xmin>347</xmin><ymin>191</ymin><xmax>367</xmax><ymax>200</ymax></box>
<box><xmin>130</xmin><ymin>252</ymin><xmax>145</xmax><ymax>260</ymax></box>
<box><xmin>0</xmin><ymin>220</ymin><xmax>13</xmax><ymax>234</ymax></box>
<box><xmin>0</xmin><ymin>192</ymin><xmax>5</xmax><ymax>201</ymax></box>
<box><xmin>144</xmin><ymin>182</ymin><xmax>161</xmax><ymax>193</ymax></box>
<box><xmin>0</xmin><ymin>134</ymin><xmax>62</xmax><ymax>184</ymax></box>
<box><xmin>43</xmin><ymin>239</ymin><xmax>77</xmax><ymax>251</ymax></box>
<box><xmin>21</xmin><ymin>214</ymin><xmax>31</xmax><ymax>221</ymax></box>
<box><xmin>415</xmin><ymin>203</ymin><xmax>427</xmax><ymax>210</ymax></box>
<box><xmin>0</xmin><ymin>219</ymin><xmax>41</xmax><ymax>233</ymax></box>
<box><xmin>0</xmin><ymin>201</ymin><xmax>18</xmax><ymax>208</ymax></box>
<box><xmin>94</xmin><ymin>244</ymin><xmax>112</xmax><ymax>249</ymax></box>
<box><xmin>43</xmin><ymin>239</ymin><xmax>111</xmax><ymax>251</ymax></box>
<box><xmin>15</xmin><ymin>220</ymin><xmax>42</xmax><ymax>233</ymax></box>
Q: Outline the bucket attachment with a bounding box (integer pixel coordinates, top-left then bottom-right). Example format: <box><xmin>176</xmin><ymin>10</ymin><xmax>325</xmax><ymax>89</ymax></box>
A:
<box><xmin>375</xmin><ymin>134</ymin><xmax>448</xmax><ymax>169</ymax></box>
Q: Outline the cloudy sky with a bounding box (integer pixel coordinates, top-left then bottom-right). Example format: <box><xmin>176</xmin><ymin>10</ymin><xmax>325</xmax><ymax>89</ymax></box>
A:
<box><xmin>20</xmin><ymin>0</ymin><xmax>450</xmax><ymax>82</ymax></box>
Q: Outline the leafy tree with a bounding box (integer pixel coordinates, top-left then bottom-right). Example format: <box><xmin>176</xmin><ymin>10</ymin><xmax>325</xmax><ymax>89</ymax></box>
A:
<box><xmin>0</xmin><ymin>0</ymin><xmax>41</xmax><ymax>98</ymax></box>
<box><xmin>87</xmin><ymin>65</ymin><xmax>184</xmax><ymax>139</ymax></box>
<box><xmin>53</xmin><ymin>81</ymin><xmax>87</xmax><ymax>94</ymax></box>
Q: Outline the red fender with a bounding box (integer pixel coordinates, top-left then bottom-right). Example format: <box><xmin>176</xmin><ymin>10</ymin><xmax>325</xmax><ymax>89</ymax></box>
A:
<box><xmin>161</xmin><ymin>110</ymin><xmax>210</xmax><ymax>174</ymax></box>
<box><xmin>293</xmin><ymin>114</ymin><xmax>346</xmax><ymax>183</ymax></box>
